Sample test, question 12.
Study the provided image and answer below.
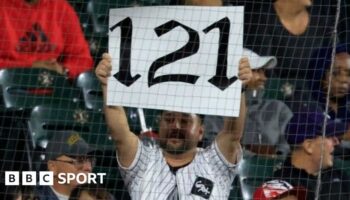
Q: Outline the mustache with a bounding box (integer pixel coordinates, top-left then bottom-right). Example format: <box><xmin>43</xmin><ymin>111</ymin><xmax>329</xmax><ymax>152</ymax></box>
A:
<box><xmin>167</xmin><ymin>129</ymin><xmax>186</xmax><ymax>139</ymax></box>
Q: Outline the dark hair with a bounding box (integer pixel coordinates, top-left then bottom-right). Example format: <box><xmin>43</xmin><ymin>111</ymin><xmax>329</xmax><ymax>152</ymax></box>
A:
<box><xmin>69</xmin><ymin>184</ymin><xmax>114</xmax><ymax>200</ymax></box>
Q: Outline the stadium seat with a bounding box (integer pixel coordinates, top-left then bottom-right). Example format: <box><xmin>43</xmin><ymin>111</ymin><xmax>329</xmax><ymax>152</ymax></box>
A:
<box><xmin>28</xmin><ymin>103</ymin><xmax>130</xmax><ymax>199</ymax></box>
<box><xmin>68</xmin><ymin>0</ymin><xmax>90</xmax><ymax>32</ymax></box>
<box><xmin>0</xmin><ymin>68</ymin><xmax>82</xmax><ymax>172</ymax></box>
<box><xmin>85</xmin><ymin>0</ymin><xmax>137</xmax><ymax>59</ymax></box>
<box><xmin>334</xmin><ymin>158</ymin><xmax>350</xmax><ymax>191</ymax></box>
<box><xmin>76</xmin><ymin>71</ymin><xmax>103</xmax><ymax>111</ymax></box>
<box><xmin>28</xmin><ymin>104</ymin><xmax>113</xmax><ymax>150</ymax></box>
<box><xmin>76</xmin><ymin>71</ymin><xmax>163</xmax><ymax>135</ymax></box>
<box><xmin>88</xmin><ymin>0</ymin><xmax>138</xmax><ymax>32</ymax></box>
<box><xmin>0</xmin><ymin>68</ymin><xmax>81</xmax><ymax>112</ymax></box>
<box><xmin>264</xmin><ymin>77</ymin><xmax>311</xmax><ymax>101</ymax></box>
<box><xmin>236</xmin><ymin>154</ymin><xmax>284</xmax><ymax>200</ymax></box>
<box><xmin>229</xmin><ymin>176</ymin><xmax>243</xmax><ymax>200</ymax></box>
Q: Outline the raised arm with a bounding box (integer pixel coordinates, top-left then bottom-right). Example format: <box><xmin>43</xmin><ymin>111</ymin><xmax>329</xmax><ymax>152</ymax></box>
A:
<box><xmin>95</xmin><ymin>53</ymin><xmax>139</xmax><ymax>167</ymax></box>
<box><xmin>215</xmin><ymin>58</ymin><xmax>251</xmax><ymax>164</ymax></box>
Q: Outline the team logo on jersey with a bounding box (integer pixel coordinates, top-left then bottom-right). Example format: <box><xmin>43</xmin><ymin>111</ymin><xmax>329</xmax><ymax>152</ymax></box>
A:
<box><xmin>191</xmin><ymin>177</ymin><xmax>213</xmax><ymax>199</ymax></box>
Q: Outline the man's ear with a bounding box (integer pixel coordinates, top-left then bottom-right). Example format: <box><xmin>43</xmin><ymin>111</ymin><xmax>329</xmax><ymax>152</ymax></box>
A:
<box><xmin>198</xmin><ymin>125</ymin><xmax>204</xmax><ymax>141</ymax></box>
<box><xmin>302</xmin><ymin>139</ymin><xmax>314</xmax><ymax>154</ymax></box>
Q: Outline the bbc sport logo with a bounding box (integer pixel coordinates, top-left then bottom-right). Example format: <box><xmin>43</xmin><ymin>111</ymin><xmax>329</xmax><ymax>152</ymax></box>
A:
<box><xmin>5</xmin><ymin>171</ymin><xmax>106</xmax><ymax>185</ymax></box>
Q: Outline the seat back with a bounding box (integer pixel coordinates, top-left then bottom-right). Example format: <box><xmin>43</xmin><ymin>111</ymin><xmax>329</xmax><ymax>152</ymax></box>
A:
<box><xmin>76</xmin><ymin>71</ymin><xmax>103</xmax><ymax>111</ymax></box>
<box><xmin>264</xmin><ymin>77</ymin><xmax>311</xmax><ymax>101</ymax></box>
<box><xmin>0</xmin><ymin>68</ymin><xmax>80</xmax><ymax>111</ymax></box>
<box><xmin>87</xmin><ymin>0</ymin><xmax>137</xmax><ymax>34</ymax></box>
<box><xmin>237</xmin><ymin>155</ymin><xmax>284</xmax><ymax>200</ymax></box>
<box><xmin>28</xmin><ymin>104</ymin><xmax>113</xmax><ymax>150</ymax></box>
<box><xmin>76</xmin><ymin>71</ymin><xmax>142</xmax><ymax>134</ymax></box>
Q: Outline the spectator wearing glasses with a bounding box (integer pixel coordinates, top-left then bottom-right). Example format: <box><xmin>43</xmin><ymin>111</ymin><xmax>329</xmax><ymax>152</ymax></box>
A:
<box><xmin>35</xmin><ymin>131</ymin><xmax>96</xmax><ymax>200</ymax></box>
<box><xmin>302</xmin><ymin>44</ymin><xmax>350</xmax><ymax>158</ymax></box>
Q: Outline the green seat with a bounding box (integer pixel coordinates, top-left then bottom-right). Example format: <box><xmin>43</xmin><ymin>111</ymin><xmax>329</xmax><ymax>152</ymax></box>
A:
<box><xmin>229</xmin><ymin>176</ymin><xmax>243</xmax><ymax>200</ymax></box>
<box><xmin>68</xmin><ymin>0</ymin><xmax>91</xmax><ymax>33</ymax></box>
<box><xmin>0</xmin><ymin>68</ymin><xmax>81</xmax><ymax>111</ymax></box>
<box><xmin>89</xmin><ymin>0</ymin><xmax>137</xmax><ymax>27</ymax></box>
<box><xmin>334</xmin><ymin>158</ymin><xmax>350</xmax><ymax>191</ymax></box>
<box><xmin>75</xmin><ymin>71</ymin><xmax>147</xmax><ymax>134</ymax></box>
<box><xmin>86</xmin><ymin>0</ymin><xmax>137</xmax><ymax>56</ymax></box>
<box><xmin>264</xmin><ymin>77</ymin><xmax>312</xmax><ymax>101</ymax></box>
<box><xmin>28</xmin><ymin>104</ymin><xmax>113</xmax><ymax>150</ymax></box>
<box><xmin>140</xmin><ymin>108</ymin><xmax>161</xmax><ymax>132</ymax></box>
<box><xmin>237</xmin><ymin>155</ymin><xmax>284</xmax><ymax>200</ymax></box>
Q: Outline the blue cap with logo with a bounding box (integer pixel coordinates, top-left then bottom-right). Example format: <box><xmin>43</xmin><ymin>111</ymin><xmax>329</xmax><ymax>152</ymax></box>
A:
<box><xmin>46</xmin><ymin>131</ymin><xmax>94</xmax><ymax>160</ymax></box>
<box><xmin>285</xmin><ymin>104</ymin><xmax>348</xmax><ymax>144</ymax></box>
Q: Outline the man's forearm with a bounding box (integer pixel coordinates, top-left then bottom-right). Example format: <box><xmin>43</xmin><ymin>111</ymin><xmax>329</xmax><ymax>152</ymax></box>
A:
<box><xmin>222</xmin><ymin>94</ymin><xmax>246</xmax><ymax>140</ymax></box>
<box><xmin>102</xmin><ymin>85</ymin><xmax>132</xmax><ymax>142</ymax></box>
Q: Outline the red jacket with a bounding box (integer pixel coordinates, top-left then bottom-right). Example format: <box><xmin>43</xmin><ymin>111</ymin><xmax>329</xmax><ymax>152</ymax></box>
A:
<box><xmin>0</xmin><ymin>0</ymin><xmax>93</xmax><ymax>79</ymax></box>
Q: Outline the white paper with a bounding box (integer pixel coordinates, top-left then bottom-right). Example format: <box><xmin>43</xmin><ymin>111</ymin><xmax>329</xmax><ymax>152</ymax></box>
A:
<box><xmin>107</xmin><ymin>6</ymin><xmax>244</xmax><ymax>117</ymax></box>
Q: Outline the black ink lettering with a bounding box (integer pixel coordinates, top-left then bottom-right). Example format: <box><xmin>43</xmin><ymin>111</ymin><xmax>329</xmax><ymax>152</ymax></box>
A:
<box><xmin>148</xmin><ymin>20</ymin><xmax>200</xmax><ymax>87</ymax></box>
<box><xmin>110</xmin><ymin>17</ymin><xmax>141</xmax><ymax>87</ymax></box>
<box><xmin>203</xmin><ymin>17</ymin><xmax>237</xmax><ymax>91</ymax></box>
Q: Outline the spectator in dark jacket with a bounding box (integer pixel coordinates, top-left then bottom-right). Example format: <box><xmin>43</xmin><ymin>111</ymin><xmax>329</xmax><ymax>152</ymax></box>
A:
<box><xmin>271</xmin><ymin>104</ymin><xmax>350</xmax><ymax>200</ymax></box>
<box><xmin>35</xmin><ymin>131</ymin><xmax>95</xmax><ymax>200</ymax></box>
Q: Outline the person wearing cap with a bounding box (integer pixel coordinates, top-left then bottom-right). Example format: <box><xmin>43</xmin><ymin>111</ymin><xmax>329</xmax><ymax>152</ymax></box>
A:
<box><xmin>253</xmin><ymin>179</ymin><xmax>307</xmax><ymax>200</ymax></box>
<box><xmin>35</xmin><ymin>131</ymin><xmax>96</xmax><ymax>200</ymax></box>
<box><xmin>270</xmin><ymin>106</ymin><xmax>350</xmax><ymax>200</ymax></box>
<box><xmin>205</xmin><ymin>48</ymin><xmax>292</xmax><ymax>156</ymax></box>
<box><xmin>298</xmin><ymin>43</ymin><xmax>350</xmax><ymax>157</ymax></box>
<box><xmin>95</xmin><ymin>50</ymin><xmax>251</xmax><ymax>199</ymax></box>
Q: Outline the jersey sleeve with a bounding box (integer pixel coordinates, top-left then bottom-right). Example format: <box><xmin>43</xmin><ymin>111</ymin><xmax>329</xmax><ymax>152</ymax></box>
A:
<box><xmin>202</xmin><ymin>140</ymin><xmax>241</xmax><ymax>180</ymax></box>
<box><xmin>116</xmin><ymin>139</ymin><xmax>158</xmax><ymax>188</ymax></box>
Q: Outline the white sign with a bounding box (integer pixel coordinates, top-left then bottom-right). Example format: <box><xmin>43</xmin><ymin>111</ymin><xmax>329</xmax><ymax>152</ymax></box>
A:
<box><xmin>108</xmin><ymin>6</ymin><xmax>244</xmax><ymax>117</ymax></box>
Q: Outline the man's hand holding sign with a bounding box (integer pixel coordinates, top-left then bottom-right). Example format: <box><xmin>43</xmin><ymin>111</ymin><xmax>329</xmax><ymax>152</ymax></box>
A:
<box><xmin>96</xmin><ymin>6</ymin><xmax>252</xmax><ymax>200</ymax></box>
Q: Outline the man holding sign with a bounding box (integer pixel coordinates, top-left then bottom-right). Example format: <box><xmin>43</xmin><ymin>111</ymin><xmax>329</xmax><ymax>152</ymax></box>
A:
<box><xmin>96</xmin><ymin>52</ymin><xmax>251</xmax><ymax>199</ymax></box>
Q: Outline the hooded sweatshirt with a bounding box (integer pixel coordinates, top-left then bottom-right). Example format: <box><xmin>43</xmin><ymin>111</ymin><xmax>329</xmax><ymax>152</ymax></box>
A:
<box><xmin>0</xmin><ymin>0</ymin><xmax>93</xmax><ymax>79</ymax></box>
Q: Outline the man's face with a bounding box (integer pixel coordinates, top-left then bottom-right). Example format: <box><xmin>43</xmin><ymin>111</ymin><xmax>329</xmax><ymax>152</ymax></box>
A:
<box><xmin>309</xmin><ymin>136</ymin><xmax>340</xmax><ymax>169</ymax></box>
<box><xmin>246</xmin><ymin>69</ymin><xmax>267</xmax><ymax>90</ymax></box>
<box><xmin>48</xmin><ymin>155</ymin><xmax>94</xmax><ymax>188</ymax></box>
<box><xmin>324</xmin><ymin>52</ymin><xmax>350</xmax><ymax>98</ymax></box>
<box><xmin>158</xmin><ymin>111</ymin><xmax>203</xmax><ymax>154</ymax></box>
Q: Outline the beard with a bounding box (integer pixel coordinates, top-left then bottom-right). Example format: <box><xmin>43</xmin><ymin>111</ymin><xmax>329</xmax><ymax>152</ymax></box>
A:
<box><xmin>158</xmin><ymin>129</ymin><xmax>194</xmax><ymax>155</ymax></box>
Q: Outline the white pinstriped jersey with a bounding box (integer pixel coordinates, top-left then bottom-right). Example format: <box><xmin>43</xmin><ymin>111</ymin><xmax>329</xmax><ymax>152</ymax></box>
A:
<box><xmin>117</xmin><ymin>139</ymin><xmax>240</xmax><ymax>200</ymax></box>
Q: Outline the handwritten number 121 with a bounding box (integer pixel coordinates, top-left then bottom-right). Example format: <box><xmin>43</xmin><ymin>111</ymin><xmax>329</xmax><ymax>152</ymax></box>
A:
<box><xmin>109</xmin><ymin>17</ymin><xmax>237</xmax><ymax>91</ymax></box>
